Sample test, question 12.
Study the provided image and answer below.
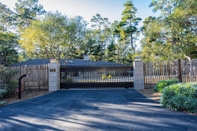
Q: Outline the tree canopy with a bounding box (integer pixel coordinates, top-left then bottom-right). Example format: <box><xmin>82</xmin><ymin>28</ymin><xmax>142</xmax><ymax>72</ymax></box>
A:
<box><xmin>141</xmin><ymin>0</ymin><xmax>197</xmax><ymax>62</ymax></box>
<box><xmin>2</xmin><ymin>0</ymin><xmax>196</xmax><ymax>65</ymax></box>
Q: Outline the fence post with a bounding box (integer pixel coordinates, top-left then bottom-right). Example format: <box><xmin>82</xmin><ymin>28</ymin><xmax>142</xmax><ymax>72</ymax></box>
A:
<box><xmin>133</xmin><ymin>59</ymin><xmax>144</xmax><ymax>90</ymax></box>
<box><xmin>178</xmin><ymin>59</ymin><xmax>182</xmax><ymax>82</ymax></box>
<box><xmin>48</xmin><ymin>59</ymin><xmax>60</xmax><ymax>91</ymax></box>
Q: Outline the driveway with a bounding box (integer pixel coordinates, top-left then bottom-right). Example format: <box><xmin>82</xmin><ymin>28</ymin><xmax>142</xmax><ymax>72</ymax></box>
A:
<box><xmin>0</xmin><ymin>89</ymin><xmax>197</xmax><ymax>131</ymax></box>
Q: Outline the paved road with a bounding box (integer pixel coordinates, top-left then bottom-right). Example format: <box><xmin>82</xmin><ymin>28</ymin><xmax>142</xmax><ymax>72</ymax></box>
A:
<box><xmin>0</xmin><ymin>89</ymin><xmax>197</xmax><ymax>131</ymax></box>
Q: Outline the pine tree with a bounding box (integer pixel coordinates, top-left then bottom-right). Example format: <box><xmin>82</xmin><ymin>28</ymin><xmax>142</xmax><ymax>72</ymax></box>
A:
<box><xmin>120</xmin><ymin>0</ymin><xmax>141</xmax><ymax>54</ymax></box>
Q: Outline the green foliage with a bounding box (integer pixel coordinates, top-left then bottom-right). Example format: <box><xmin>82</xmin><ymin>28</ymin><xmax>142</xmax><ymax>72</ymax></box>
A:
<box><xmin>19</xmin><ymin>11</ymin><xmax>68</xmax><ymax>59</ymax></box>
<box><xmin>161</xmin><ymin>82</ymin><xmax>197</xmax><ymax>113</ymax></box>
<box><xmin>4</xmin><ymin>81</ymin><xmax>18</xmax><ymax>98</ymax></box>
<box><xmin>19</xmin><ymin>12</ymin><xmax>88</xmax><ymax>60</ymax></box>
<box><xmin>107</xmin><ymin>74</ymin><xmax>112</xmax><ymax>79</ymax></box>
<box><xmin>119</xmin><ymin>0</ymin><xmax>141</xmax><ymax>53</ymax></box>
<box><xmin>1</xmin><ymin>0</ymin><xmax>139</xmax><ymax>64</ymax></box>
<box><xmin>0</xmin><ymin>66</ymin><xmax>18</xmax><ymax>84</ymax></box>
<box><xmin>154</xmin><ymin>78</ymin><xmax>179</xmax><ymax>92</ymax></box>
<box><xmin>0</xmin><ymin>2</ymin><xmax>15</xmax><ymax>30</ymax></box>
<box><xmin>0</xmin><ymin>32</ymin><xmax>19</xmax><ymax>65</ymax></box>
<box><xmin>106</xmin><ymin>42</ymin><xmax>117</xmax><ymax>62</ymax></box>
<box><xmin>15</xmin><ymin>0</ymin><xmax>46</xmax><ymax>30</ymax></box>
<box><xmin>0</xmin><ymin>100</ymin><xmax>6</xmax><ymax>106</ymax></box>
<box><xmin>0</xmin><ymin>4</ymin><xmax>19</xmax><ymax>66</ymax></box>
<box><xmin>141</xmin><ymin>0</ymin><xmax>197</xmax><ymax>61</ymax></box>
<box><xmin>102</xmin><ymin>75</ymin><xmax>107</xmax><ymax>80</ymax></box>
<box><xmin>90</xmin><ymin>13</ymin><xmax>110</xmax><ymax>61</ymax></box>
<box><xmin>0</xmin><ymin>86</ymin><xmax>7</xmax><ymax>98</ymax></box>
<box><xmin>65</xmin><ymin>78</ymin><xmax>72</xmax><ymax>82</ymax></box>
<box><xmin>0</xmin><ymin>66</ymin><xmax>18</xmax><ymax>98</ymax></box>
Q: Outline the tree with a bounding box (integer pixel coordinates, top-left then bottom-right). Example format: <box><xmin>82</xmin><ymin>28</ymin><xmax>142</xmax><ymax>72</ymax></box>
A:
<box><xmin>150</xmin><ymin>0</ymin><xmax>179</xmax><ymax>17</ymax></box>
<box><xmin>91</xmin><ymin>13</ymin><xmax>110</xmax><ymax>61</ymax></box>
<box><xmin>0</xmin><ymin>32</ymin><xmax>19</xmax><ymax>65</ymax></box>
<box><xmin>141</xmin><ymin>0</ymin><xmax>197</xmax><ymax>77</ymax></box>
<box><xmin>141</xmin><ymin>0</ymin><xmax>197</xmax><ymax>61</ymax></box>
<box><xmin>14</xmin><ymin>0</ymin><xmax>45</xmax><ymax>30</ymax></box>
<box><xmin>140</xmin><ymin>16</ymin><xmax>178</xmax><ymax>61</ymax></box>
<box><xmin>19</xmin><ymin>12</ymin><xmax>88</xmax><ymax>60</ymax></box>
<box><xmin>120</xmin><ymin>0</ymin><xmax>141</xmax><ymax>54</ymax></box>
<box><xmin>19</xmin><ymin>11</ymin><xmax>68</xmax><ymax>59</ymax></box>
<box><xmin>65</xmin><ymin>16</ymin><xmax>87</xmax><ymax>59</ymax></box>
<box><xmin>78</xmin><ymin>29</ymin><xmax>96</xmax><ymax>59</ymax></box>
<box><xmin>0</xmin><ymin>2</ymin><xmax>15</xmax><ymax>31</ymax></box>
<box><xmin>0</xmin><ymin>2</ymin><xmax>19</xmax><ymax>65</ymax></box>
<box><xmin>106</xmin><ymin>42</ymin><xmax>117</xmax><ymax>62</ymax></box>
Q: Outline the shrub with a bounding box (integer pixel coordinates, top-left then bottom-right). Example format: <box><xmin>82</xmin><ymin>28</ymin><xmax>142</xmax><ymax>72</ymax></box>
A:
<box><xmin>107</xmin><ymin>74</ymin><xmax>112</xmax><ymax>79</ymax></box>
<box><xmin>0</xmin><ymin>81</ymin><xmax>18</xmax><ymax>98</ymax></box>
<box><xmin>65</xmin><ymin>78</ymin><xmax>72</xmax><ymax>82</ymax></box>
<box><xmin>102</xmin><ymin>75</ymin><xmax>107</xmax><ymax>80</ymax></box>
<box><xmin>0</xmin><ymin>86</ymin><xmax>7</xmax><ymax>99</ymax></box>
<box><xmin>0</xmin><ymin>66</ymin><xmax>18</xmax><ymax>98</ymax></box>
<box><xmin>0</xmin><ymin>100</ymin><xmax>6</xmax><ymax>106</ymax></box>
<box><xmin>161</xmin><ymin>82</ymin><xmax>197</xmax><ymax>113</ymax></box>
<box><xmin>4</xmin><ymin>81</ymin><xmax>18</xmax><ymax>98</ymax></box>
<box><xmin>154</xmin><ymin>78</ymin><xmax>179</xmax><ymax>92</ymax></box>
<box><xmin>0</xmin><ymin>66</ymin><xmax>18</xmax><ymax>84</ymax></box>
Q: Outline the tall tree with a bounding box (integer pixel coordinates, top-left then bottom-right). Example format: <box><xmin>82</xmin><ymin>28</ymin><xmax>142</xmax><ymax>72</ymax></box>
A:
<box><xmin>14</xmin><ymin>0</ymin><xmax>45</xmax><ymax>30</ymax></box>
<box><xmin>0</xmin><ymin>2</ymin><xmax>15</xmax><ymax>31</ymax></box>
<box><xmin>0</xmin><ymin>32</ymin><xmax>18</xmax><ymax>65</ymax></box>
<box><xmin>77</xmin><ymin>29</ymin><xmax>95</xmax><ymax>59</ymax></box>
<box><xmin>106</xmin><ymin>42</ymin><xmax>117</xmax><ymax>62</ymax></box>
<box><xmin>91</xmin><ymin>13</ymin><xmax>110</xmax><ymax>61</ymax></box>
<box><xmin>19</xmin><ymin>12</ymin><xmax>68</xmax><ymax>59</ymax></box>
<box><xmin>19</xmin><ymin>12</ymin><xmax>88</xmax><ymax>60</ymax></box>
<box><xmin>0</xmin><ymin>2</ymin><xmax>19</xmax><ymax>65</ymax></box>
<box><xmin>120</xmin><ymin>0</ymin><xmax>141</xmax><ymax>53</ymax></box>
<box><xmin>141</xmin><ymin>0</ymin><xmax>197</xmax><ymax>76</ymax></box>
<box><xmin>65</xmin><ymin>16</ymin><xmax>87</xmax><ymax>59</ymax></box>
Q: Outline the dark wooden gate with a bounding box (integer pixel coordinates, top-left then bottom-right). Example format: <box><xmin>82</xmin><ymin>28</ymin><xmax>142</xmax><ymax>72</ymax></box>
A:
<box><xmin>60</xmin><ymin>64</ymin><xmax>133</xmax><ymax>89</ymax></box>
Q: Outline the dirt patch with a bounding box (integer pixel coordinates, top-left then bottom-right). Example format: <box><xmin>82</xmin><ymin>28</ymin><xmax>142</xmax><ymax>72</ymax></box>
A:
<box><xmin>138</xmin><ymin>88</ymin><xmax>161</xmax><ymax>102</ymax></box>
<box><xmin>0</xmin><ymin>90</ymin><xmax>51</xmax><ymax>106</ymax></box>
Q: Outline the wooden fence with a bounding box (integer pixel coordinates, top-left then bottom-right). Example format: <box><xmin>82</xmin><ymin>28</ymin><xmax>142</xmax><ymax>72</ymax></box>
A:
<box><xmin>144</xmin><ymin>59</ymin><xmax>197</xmax><ymax>88</ymax></box>
<box><xmin>11</xmin><ymin>64</ymin><xmax>49</xmax><ymax>91</ymax></box>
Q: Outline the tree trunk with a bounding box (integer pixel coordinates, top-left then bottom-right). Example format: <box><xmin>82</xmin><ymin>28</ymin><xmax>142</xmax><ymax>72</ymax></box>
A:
<box><xmin>130</xmin><ymin>33</ymin><xmax>135</xmax><ymax>54</ymax></box>
<box><xmin>99</xmin><ymin>26</ymin><xmax>102</xmax><ymax>61</ymax></box>
<box><xmin>57</xmin><ymin>44</ymin><xmax>60</xmax><ymax>64</ymax></box>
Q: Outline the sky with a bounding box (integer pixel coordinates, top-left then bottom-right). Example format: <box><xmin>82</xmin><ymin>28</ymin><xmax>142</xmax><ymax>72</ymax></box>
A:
<box><xmin>0</xmin><ymin>0</ymin><xmax>160</xmax><ymax>48</ymax></box>
<box><xmin>0</xmin><ymin>0</ymin><xmax>159</xmax><ymax>25</ymax></box>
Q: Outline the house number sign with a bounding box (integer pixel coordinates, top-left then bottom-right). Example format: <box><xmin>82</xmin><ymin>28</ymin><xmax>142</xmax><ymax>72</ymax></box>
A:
<box><xmin>50</xmin><ymin>68</ymin><xmax>56</xmax><ymax>72</ymax></box>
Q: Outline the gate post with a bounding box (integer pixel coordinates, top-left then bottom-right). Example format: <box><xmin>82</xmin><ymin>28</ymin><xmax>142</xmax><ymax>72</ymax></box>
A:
<box><xmin>48</xmin><ymin>59</ymin><xmax>60</xmax><ymax>91</ymax></box>
<box><xmin>133</xmin><ymin>59</ymin><xmax>144</xmax><ymax>90</ymax></box>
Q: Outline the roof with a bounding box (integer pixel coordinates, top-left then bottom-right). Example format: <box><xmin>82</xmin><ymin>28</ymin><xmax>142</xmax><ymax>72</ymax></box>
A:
<box><xmin>10</xmin><ymin>59</ymin><xmax>129</xmax><ymax>66</ymax></box>
<box><xmin>10</xmin><ymin>59</ymin><xmax>50</xmax><ymax>66</ymax></box>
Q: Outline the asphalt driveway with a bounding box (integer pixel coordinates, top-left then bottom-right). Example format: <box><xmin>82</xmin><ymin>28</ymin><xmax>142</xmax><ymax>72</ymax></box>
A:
<box><xmin>0</xmin><ymin>89</ymin><xmax>197</xmax><ymax>131</ymax></box>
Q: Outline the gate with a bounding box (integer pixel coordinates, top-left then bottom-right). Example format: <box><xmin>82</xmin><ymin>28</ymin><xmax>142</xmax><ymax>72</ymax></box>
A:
<box><xmin>60</xmin><ymin>64</ymin><xmax>133</xmax><ymax>89</ymax></box>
